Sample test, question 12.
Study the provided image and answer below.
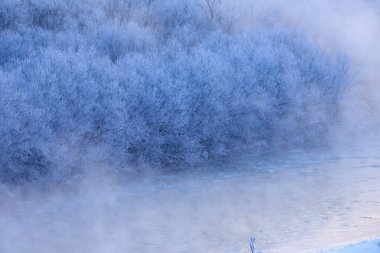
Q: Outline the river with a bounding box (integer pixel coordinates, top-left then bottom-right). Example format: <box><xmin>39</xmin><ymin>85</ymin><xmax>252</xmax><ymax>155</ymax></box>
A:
<box><xmin>1</xmin><ymin>145</ymin><xmax>380</xmax><ymax>253</ymax></box>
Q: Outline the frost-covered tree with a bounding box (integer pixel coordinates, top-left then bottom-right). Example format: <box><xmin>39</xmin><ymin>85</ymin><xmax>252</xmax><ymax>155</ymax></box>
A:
<box><xmin>0</xmin><ymin>0</ymin><xmax>350</xmax><ymax>183</ymax></box>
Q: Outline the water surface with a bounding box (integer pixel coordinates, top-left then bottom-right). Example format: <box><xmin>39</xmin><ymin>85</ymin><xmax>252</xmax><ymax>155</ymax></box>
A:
<box><xmin>1</xmin><ymin>146</ymin><xmax>380</xmax><ymax>253</ymax></box>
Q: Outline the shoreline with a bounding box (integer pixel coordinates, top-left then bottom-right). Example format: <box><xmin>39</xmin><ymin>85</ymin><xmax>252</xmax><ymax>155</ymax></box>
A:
<box><xmin>249</xmin><ymin>235</ymin><xmax>380</xmax><ymax>253</ymax></box>
<box><xmin>294</xmin><ymin>235</ymin><xmax>380</xmax><ymax>253</ymax></box>
<box><xmin>320</xmin><ymin>236</ymin><xmax>380</xmax><ymax>253</ymax></box>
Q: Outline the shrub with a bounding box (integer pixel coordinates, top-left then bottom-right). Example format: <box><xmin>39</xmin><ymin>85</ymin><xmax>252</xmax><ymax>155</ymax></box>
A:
<box><xmin>0</xmin><ymin>0</ymin><xmax>351</xmax><ymax>183</ymax></box>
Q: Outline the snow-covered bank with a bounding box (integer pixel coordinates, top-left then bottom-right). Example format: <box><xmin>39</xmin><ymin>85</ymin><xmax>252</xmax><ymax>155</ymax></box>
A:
<box><xmin>250</xmin><ymin>236</ymin><xmax>380</xmax><ymax>253</ymax></box>
<box><xmin>320</xmin><ymin>237</ymin><xmax>380</xmax><ymax>253</ymax></box>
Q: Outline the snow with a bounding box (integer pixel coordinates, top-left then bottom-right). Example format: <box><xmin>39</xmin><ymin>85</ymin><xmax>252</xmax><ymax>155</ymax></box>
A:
<box><xmin>320</xmin><ymin>238</ymin><xmax>380</xmax><ymax>253</ymax></box>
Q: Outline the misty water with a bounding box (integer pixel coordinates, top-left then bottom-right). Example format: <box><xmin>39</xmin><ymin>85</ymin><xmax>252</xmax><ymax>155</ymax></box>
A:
<box><xmin>1</xmin><ymin>144</ymin><xmax>380</xmax><ymax>253</ymax></box>
<box><xmin>1</xmin><ymin>1</ymin><xmax>380</xmax><ymax>252</ymax></box>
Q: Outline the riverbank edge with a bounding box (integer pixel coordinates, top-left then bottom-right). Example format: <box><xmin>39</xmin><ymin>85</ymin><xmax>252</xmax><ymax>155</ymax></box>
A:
<box><xmin>315</xmin><ymin>235</ymin><xmax>380</xmax><ymax>253</ymax></box>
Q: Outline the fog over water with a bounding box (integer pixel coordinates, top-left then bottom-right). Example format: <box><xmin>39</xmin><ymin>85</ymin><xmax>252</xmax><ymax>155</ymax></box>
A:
<box><xmin>1</xmin><ymin>144</ymin><xmax>380</xmax><ymax>253</ymax></box>
<box><xmin>1</xmin><ymin>0</ymin><xmax>380</xmax><ymax>252</ymax></box>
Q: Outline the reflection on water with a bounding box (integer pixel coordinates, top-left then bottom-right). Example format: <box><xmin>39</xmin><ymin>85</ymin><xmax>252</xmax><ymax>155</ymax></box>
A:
<box><xmin>1</xmin><ymin>146</ymin><xmax>380</xmax><ymax>253</ymax></box>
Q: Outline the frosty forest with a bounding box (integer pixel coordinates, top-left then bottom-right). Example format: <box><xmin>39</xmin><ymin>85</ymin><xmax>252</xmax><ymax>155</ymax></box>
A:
<box><xmin>0</xmin><ymin>0</ymin><xmax>351</xmax><ymax>183</ymax></box>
